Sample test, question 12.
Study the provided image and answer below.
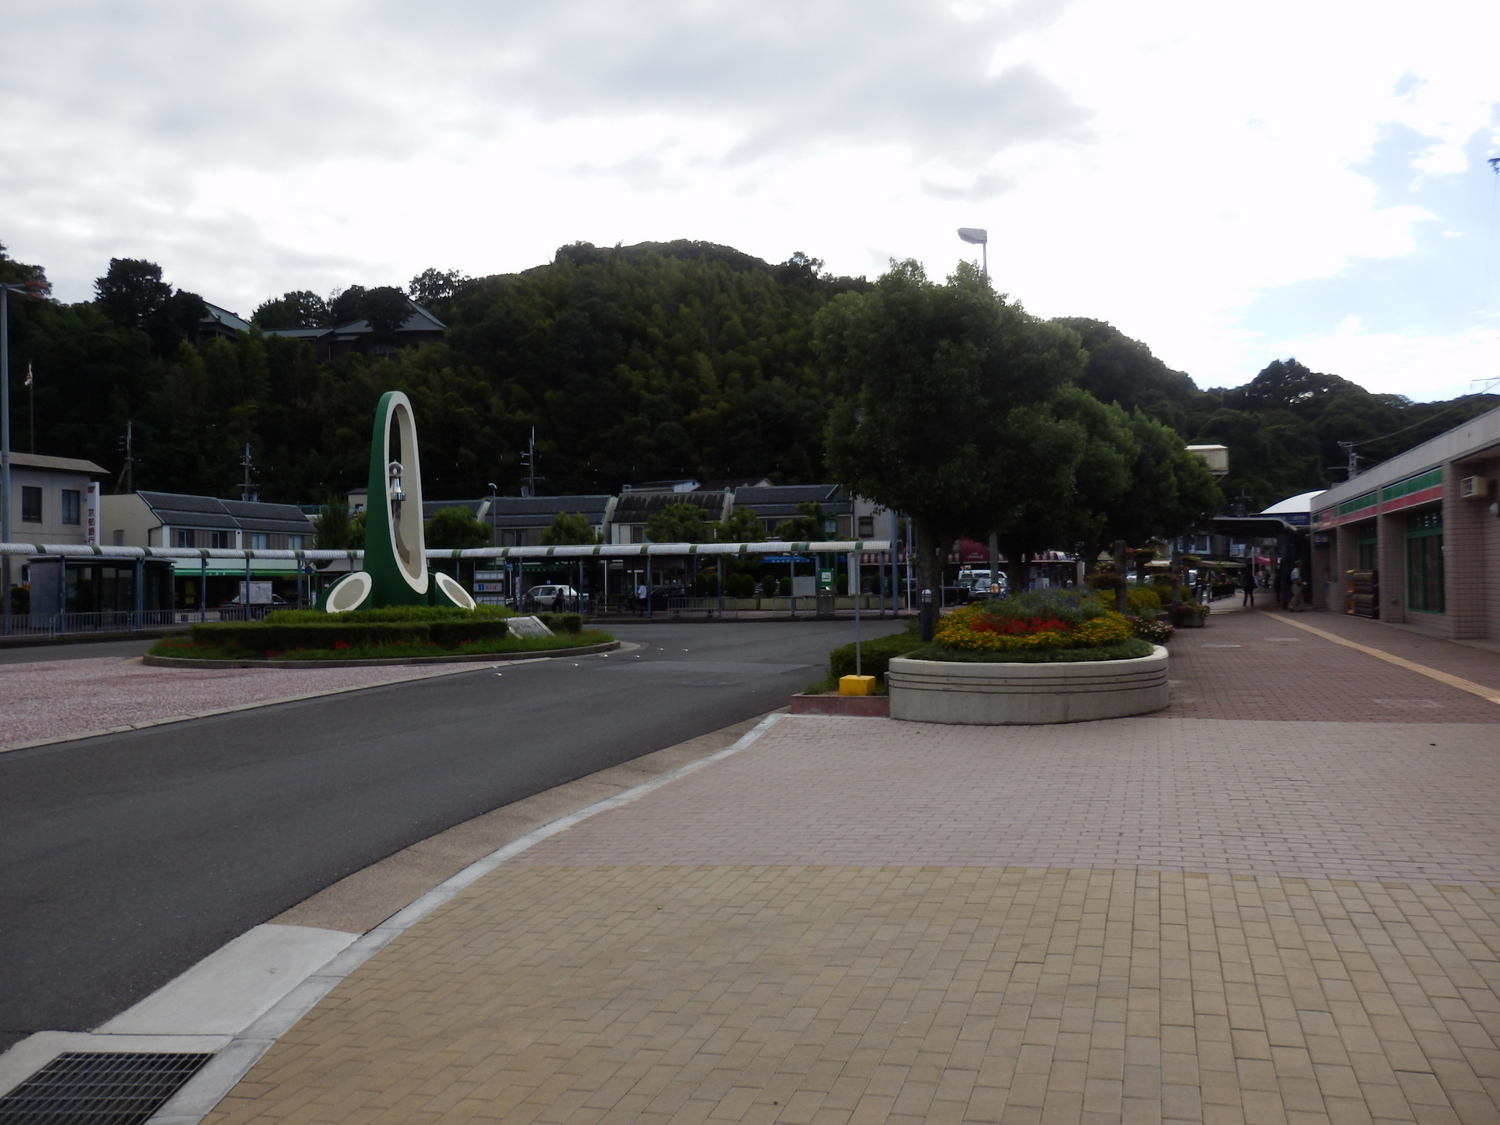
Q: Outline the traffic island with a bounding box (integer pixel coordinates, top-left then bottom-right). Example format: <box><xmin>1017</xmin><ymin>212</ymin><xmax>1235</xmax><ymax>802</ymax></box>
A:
<box><xmin>142</xmin><ymin>610</ymin><xmax>616</xmax><ymax>668</ymax></box>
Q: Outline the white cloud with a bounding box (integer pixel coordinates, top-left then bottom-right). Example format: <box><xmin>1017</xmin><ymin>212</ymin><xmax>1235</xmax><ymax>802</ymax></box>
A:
<box><xmin>2</xmin><ymin>0</ymin><xmax>1497</xmax><ymax>401</ymax></box>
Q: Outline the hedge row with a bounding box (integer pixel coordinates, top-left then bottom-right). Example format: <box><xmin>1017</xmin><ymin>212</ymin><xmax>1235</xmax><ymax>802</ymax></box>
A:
<box><xmin>265</xmin><ymin>605</ymin><xmax>511</xmax><ymax>624</ymax></box>
<box><xmin>828</xmin><ymin>629</ymin><xmax>927</xmax><ymax>683</ymax></box>
<box><xmin>190</xmin><ymin>619</ymin><xmax>509</xmax><ymax>653</ymax></box>
<box><xmin>536</xmin><ymin>612</ymin><xmax>583</xmax><ymax>634</ymax></box>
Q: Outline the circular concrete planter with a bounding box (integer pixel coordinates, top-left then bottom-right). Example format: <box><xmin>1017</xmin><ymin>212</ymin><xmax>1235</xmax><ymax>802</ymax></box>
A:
<box><xmin>887</xmin><ymin>645</ymin><xmax>1168</xmax><ymax>725</ymax></box>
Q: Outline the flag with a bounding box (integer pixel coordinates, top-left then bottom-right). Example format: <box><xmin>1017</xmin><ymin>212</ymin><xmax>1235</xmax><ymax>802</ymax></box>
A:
<box><xmin>24</xmin><ymin>362</ymin><xmax>32</xmax><ymax>387</ymax></box>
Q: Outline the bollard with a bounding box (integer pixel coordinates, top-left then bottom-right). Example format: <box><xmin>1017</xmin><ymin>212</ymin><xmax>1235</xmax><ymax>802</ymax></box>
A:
<box><xmin>920</xmin><ymin>587</ymin><xmax>936</xmax><ymax>642</ymax></box>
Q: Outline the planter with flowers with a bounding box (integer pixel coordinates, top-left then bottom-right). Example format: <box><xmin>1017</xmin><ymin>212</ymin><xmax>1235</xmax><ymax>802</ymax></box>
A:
<box><xmin>887</xmin><ymin>592</ymin><xmax>1169</xmax><ymax>725</ymax></box>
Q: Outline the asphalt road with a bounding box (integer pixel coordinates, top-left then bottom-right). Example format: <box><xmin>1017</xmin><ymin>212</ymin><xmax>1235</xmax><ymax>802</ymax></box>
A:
<box><xmin>0</xmin><ymin>618</ymin><xmax>903</xmax><ymax>1048</ymax></box>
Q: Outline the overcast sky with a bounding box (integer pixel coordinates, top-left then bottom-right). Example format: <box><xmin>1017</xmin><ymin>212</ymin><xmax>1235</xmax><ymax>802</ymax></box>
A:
<box><xmin>3</xmin><ymin>0</ymin><xmax>1497</xmax><ymax>400</ymax></box>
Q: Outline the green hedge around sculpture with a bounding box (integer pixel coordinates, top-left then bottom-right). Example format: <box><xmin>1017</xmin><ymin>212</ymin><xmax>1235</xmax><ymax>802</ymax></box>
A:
<box><xmin>190</xmin><ymin>619</ymin><xmax>510</xmax><ymax>654</ymax></box>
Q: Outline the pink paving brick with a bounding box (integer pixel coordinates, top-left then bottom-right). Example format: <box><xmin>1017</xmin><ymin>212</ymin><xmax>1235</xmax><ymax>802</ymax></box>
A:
<box><xmin>515</xmin><ymin>714</ymin><xmax>1500</xmax><ymax>881</ymax></box>
<box><xmin>1161</xmin><ymin>604</ymin><xmax>1498</xmax><ymax>722</ymax></box>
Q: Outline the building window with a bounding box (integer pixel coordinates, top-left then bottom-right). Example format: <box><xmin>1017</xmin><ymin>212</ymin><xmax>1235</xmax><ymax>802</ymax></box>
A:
<box><xmin>61</xmin><ymin>490</ymin><xmax>81</xmax><ymax>525</ymax></box>
<box><xmin>630</xmin><ymin>525</ymin><xmax>645</xmax><ymax>544</ymax></box>
<box><xmin>858</xmin><ymin>516</ymin><xmax>875</xmax><ymax>538</ymax></box>
<box><xmin>249</xmin><ymin>533</ymin><xmax>269</xmax><ymax>550</ymax></box>
<box><xmin>1355</xmin><ymin>521</ymin><xmax>1377</xmax><ymax>572</ymax></box>
<box><xmin>288</xmin><ymin>535</ymin><xmax>305</xmax><ymax>550</ymax></box>
<box><xmin>210</xmin><ymin>530</ymin><xmax>231</xmax><ymax>549</ymax></box>
<box><xmin>176</xmin><ymin>528</ymin><xmax>195</xmax><ymax>548</ymax></box>
<box><xmin>112</xmin><ymin>530</ymin><xmax>124</xmax><ymax>546</ymax></box>
<box><xmin>21</xmin><ymin>486</ymin><xmax>41</xmax><ymax>522</ymax></box>
<box><xmin>1405</xmin><ymin>507</ymin><xmax>1443</xmax><ymax>614</ymax></box>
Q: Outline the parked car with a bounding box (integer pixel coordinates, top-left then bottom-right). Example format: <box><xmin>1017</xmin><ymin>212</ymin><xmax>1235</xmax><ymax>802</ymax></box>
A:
<box><xmin>523</xmin><ymin>584</ymin><xmax>579</xmax><ymax>612</ymax></box>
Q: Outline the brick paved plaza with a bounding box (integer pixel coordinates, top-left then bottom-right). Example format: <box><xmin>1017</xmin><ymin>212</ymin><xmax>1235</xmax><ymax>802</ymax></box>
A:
<box><xmin>205</xmin><ymin>606</ymin><xmax>1500</xmax><ymax>1125</ymax></box>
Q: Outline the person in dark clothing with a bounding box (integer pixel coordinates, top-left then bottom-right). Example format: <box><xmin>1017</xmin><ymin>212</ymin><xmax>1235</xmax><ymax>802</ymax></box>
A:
<box><xmin>1240</xmin><ymin>566</ymin><xmax>1257</xmax><ymax>607</ymax></box>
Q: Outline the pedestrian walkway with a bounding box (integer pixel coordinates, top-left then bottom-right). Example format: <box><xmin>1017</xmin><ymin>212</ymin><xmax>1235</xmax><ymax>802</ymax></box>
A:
<box><xmin>203</xmin><ymin>609</ymin><xmax>1500</xmax><ymax>1125</ymax></box>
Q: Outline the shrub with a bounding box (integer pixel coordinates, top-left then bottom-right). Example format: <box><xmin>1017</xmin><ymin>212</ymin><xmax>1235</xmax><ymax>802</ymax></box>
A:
<box><xmin>267</xmin><ymin>605</ymin><xmax>511</xmax><ymax>624</ymax></box>
<box><xmin>536</xmin><ymin>612</ymin><xmax>583</xmax><ymax>634</ymax></box>
<box><xmin>760</xmin><ymin>575</ymin><xmax>779</xmax><ymax>597</ymax></box>
<box><xmin>1128</xmin><ymin>616</ymin><xmax>1174</xmax><ymax>644</ymax></box>
<box><xmin>428</xmin><ymin>620</ymin><xmax>510</xmax><ymax>646</ymax></box>
<box><xmin>1088</xmin><ymin>586</ymin><xmax>1161</xmax><ymax>613</ymax></box>
<box><xmin>191</xmin><ymin>622</ymin><xmax>432</xmax><ymax>653</ymax></box>
<box><xmin>778</xmin><ymin>577</ymin><xmax>793</xmax><ymax>596</ymax></box>
<box><xmin>727</xmin><ymin>573</ymin><xmax>757</xmax><ymax>599</ymax></box>
<box><xmin>829</xmin><ymin>627</ymin><xmax>927</xmax><ymax>683</ymax></box>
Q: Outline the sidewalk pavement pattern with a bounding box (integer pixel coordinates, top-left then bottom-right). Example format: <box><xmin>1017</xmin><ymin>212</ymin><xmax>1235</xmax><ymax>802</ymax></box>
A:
<box><xmin>203</xmin><ymin>604</ymin><xmax>1500</xmax><ymax>1125</ymax></box>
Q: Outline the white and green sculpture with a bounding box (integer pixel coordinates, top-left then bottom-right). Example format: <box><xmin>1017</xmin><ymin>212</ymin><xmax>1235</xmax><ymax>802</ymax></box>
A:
<box><xmin>319</xmin><ymin>391</ymin><xmax>477</xmax><ymax>613</ymax></box>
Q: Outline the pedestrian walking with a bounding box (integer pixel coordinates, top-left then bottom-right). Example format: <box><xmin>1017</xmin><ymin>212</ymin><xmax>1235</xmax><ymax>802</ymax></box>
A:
<box><xmin>636</xmin><ymin>582</ymin><xmax>648</xmax><ymax>612</ymax></box>
<box><xmin>1288</xmin><ymin>563</ymin><xmax>1306</xmax><ymax>611</ymax></box>
<box><xmin>1240</xmin><ymin>565</ymin><xmax>1257</xmax><ymax>607</ymax></box>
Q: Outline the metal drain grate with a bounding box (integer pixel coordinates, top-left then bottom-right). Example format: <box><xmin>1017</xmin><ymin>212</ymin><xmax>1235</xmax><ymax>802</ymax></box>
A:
<box><xmin>0</xmin><ymin>1052</ymin><xmax>213</xmax><ymax>1125</ymax></box>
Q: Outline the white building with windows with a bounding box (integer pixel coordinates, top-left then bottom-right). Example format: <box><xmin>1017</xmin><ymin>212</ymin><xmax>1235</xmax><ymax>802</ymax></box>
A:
<box><xmin>5</xmin><ymin>452</ymin><xmax>106</xmax><ymax>545</ymax></box>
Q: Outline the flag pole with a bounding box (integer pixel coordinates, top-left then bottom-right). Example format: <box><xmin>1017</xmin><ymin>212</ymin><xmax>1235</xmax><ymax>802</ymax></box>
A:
<box><xmin>27</xmin><ymin>362</ymin><xmax>33</xmax><ymax>454</ymax></box>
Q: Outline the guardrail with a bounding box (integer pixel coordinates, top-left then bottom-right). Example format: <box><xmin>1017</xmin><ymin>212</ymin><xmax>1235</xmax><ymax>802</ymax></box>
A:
<box><xmin>0</xmin><ymin>606</ymin><xmax>278</xmax><ymax>639</ymax></box>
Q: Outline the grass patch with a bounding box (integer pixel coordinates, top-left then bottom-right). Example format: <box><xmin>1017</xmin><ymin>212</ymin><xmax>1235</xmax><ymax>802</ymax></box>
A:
<box><xmin>905</xmin><ymin>637</ymin><xmax>1155</xmax><ymax>663</ymax></box>
<box><xmin>149</xmin><ymin>630</ymin><xmax>614</xmax><ymax>662</ymax></box>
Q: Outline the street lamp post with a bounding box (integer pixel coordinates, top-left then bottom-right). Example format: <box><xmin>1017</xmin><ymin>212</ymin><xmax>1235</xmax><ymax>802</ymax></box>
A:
<box><xmin>957</xmin><ymin>227</ymin><xmax>988</xmax><ymax>281</ymax></box>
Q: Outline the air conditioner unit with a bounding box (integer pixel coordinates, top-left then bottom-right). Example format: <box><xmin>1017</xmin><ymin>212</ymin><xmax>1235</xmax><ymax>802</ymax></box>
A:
<box><xmin>1460</xmin><ymin>476</ymin><xmax>1488</xmax><ymax>499</ymax></box>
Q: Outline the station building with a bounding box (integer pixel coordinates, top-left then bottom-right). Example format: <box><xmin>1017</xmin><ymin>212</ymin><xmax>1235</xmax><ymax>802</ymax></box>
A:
<box><xmin>1311</xmin><ymin>404</ymin><xmax>1500</xmax><ymax>640</ymax></box>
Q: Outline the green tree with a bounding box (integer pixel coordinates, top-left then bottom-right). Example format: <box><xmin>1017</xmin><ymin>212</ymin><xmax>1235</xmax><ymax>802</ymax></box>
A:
<box><xmin>818</xmin><ymin>260</ymin><xmax>1088</xmax><ymax>594</ymax></box>
<box><xmin>1096</xmin><ymin>410</ymin><xmax>1222</xmax><ymax>550</ymax></box>
<box><xmin>424</xmin><ymin>506</ymin><xmax>491</xmax><ymax>549</ymax></box>
<box><xmin>713</xmin><ymin>505</ymin><xmax>766</xmax><ymax>543</ymax></box>
<box><xmin>647</xmin><ymin>502</ymin><xmax>710</xmax><ymax>543</ymax></box>
<box><xmin>540</xmin><ymin>510</ymin><xmax>599</xmax><ymax>544</ymax></box>
<box><xmin>313</xmin><ymin>499</ymin><xmax>352</xmax><ymax>549</ymax></box>
<box><xmin>253</xmin><ymin>290</ymin><xmax>330</xmax><ymax>329</ymax></box>
<box><xmin>774</xmin><ymin>501</ymin><xmax>829</xmax><ymax>541</ymax></box>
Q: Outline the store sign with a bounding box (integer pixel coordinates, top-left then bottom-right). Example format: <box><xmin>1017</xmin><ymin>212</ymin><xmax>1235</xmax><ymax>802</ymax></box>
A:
<box><xmin>474</xmin><ymin>570</ymin><xmax>506</xmax><ymax>580</ymax></box>
<box><xmin>474</xmin><ymin>582</ymin><xmax>505</xmax><ymax>593</ymax></box>
<box><xmin>84</xmin><ymin>481</ymin><xmax>100</xmax><ymax>545</ymax></box>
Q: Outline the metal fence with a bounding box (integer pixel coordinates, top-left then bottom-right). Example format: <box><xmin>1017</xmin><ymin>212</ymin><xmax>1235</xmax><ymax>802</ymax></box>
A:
<box><xmin>0</xmin><ymin>605</ymin><xmax>276</xmax><ymax>639</ymax></box>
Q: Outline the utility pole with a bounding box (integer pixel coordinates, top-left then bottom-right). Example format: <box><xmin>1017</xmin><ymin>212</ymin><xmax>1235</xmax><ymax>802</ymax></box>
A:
<box><xmin>520</xmin><ymin>427</ymin><xmax>536</xmax><ymax>497</ymax></box>
<box><xmin>240</xmin><ymin>443</ymin><xmax>257</xmax><ymax>502</ymax></box>
<box><xmin>115</xmin><ymin>420</ymin><xmax>135</xmax><ymax>494</ymax></box>
<box><xmin>1344</xmin><ymin>441</ymin><xmax>1358</xmax><ymax>480</ymax></box>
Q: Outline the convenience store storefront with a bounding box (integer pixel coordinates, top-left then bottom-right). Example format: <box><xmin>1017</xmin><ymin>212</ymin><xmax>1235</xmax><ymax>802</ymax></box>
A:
<box><xmin>1311</xmin><ymin>408</ymin><xmax>1500</xmax><ymax>640</ymax></box>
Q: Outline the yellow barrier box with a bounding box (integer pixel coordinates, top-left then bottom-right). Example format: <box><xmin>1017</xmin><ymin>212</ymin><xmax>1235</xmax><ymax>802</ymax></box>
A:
<box><xmin>839</xmin><ymin>674</ymin><xmax>877</xmax><ymax>696</ymax></box>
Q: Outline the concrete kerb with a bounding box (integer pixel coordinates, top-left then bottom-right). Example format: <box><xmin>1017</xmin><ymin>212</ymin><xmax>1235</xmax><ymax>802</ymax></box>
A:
<box><xmin>0</xmin><ymin>710</ymin><xmax>788</xmax><ymax>1121</ymax></box>
<box><xmin>0</xmin><ymin>642</ymin><xmax>641</xmax><ymax>757</ymax></box>
<box><xmin>141</xmin><ymin>639</ymin><xmax>619</xmax><ymax>670</ymax></box>
<box><xmin>140</xmin><ymin>710</ymin><xmax>789</xmax><ymax>1125</ymax></box>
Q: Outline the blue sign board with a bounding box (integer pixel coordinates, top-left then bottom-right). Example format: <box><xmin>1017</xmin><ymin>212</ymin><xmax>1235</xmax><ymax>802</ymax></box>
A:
<box><xmin>762</xmin><ymin>555</ymin><xmax>814</xmax><ymax>564</ymax></box>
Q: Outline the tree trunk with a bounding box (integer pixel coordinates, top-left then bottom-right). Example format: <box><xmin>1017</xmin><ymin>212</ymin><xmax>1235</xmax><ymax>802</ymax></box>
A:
<box><xmin>912</xmin><ymin>521</ymin><xmax>947</xmax><ymax>601</ymax></box>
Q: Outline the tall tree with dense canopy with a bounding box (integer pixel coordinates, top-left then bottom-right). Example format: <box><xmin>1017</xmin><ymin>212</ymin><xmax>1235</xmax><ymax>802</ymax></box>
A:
<box><xmin>818</xmin><ymin>260</ymin><xmax>1090</xmax><ymax>594</ymax></box>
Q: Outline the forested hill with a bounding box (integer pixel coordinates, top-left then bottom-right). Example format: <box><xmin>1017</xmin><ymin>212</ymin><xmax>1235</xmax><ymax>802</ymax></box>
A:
<box><xmin>1</xmin><ymin>239</ymin><xmax>1494</xmax><ymax>510</ymax></box>
<box><xmin>1059</xmin><ymin>318</ymin><xmax>1497</xmax><ymax>509</ymax></box>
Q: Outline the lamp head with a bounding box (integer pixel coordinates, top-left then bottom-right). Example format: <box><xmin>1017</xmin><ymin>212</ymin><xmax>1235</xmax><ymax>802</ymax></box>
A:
<box><xmin>957</xmin><ymin>227</ymin><xmax>988</xmax><ymax>245</ymax></box>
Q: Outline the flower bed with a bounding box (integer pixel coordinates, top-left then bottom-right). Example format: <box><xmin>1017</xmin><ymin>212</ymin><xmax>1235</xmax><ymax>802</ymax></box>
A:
<box><xmin>890</xmin><ymin>592</ymin><xmax>1168</xmax><ymax>724</ymax></box>
<box><xmin>932</xmin><ymin>593</ymin><xmax>1137</xmax><ymax>657</ymax></box>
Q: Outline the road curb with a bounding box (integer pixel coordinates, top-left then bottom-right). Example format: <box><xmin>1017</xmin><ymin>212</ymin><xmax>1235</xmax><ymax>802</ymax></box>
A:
<box><xmin>140</xmin><ymin>640</ymin><xmax>619</xmax><ymax>669</ymax></box>
<box><xmin>121</xmin><ymin>711</ymin><xmax>787</xmax><ymax>1124</ymax></box>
